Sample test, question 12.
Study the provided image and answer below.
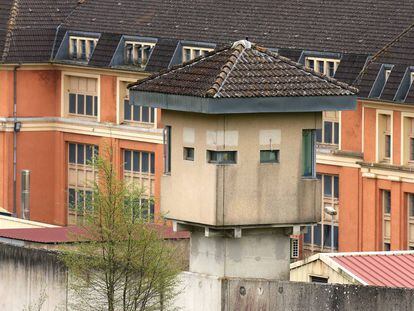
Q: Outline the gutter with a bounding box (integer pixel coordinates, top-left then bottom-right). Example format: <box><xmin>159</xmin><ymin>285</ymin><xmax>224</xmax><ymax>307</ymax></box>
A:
<box><xmin>12</xmin><ymin>64</ymin><xmax>20</xmax><ymax>216</ymax></box>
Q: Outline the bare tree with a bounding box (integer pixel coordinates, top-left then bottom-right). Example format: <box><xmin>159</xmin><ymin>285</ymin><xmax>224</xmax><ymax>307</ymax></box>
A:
<box><xmin>60</xmin><ymin>146</ymin><xmax>183</xmax><ymax>311</ymax></box>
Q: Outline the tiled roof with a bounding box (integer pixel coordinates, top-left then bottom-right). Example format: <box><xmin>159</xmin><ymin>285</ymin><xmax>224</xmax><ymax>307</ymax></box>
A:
<box><xmin>88</xmin><ymin>32</ymin><xmax>122</xmax><ymax>67</ymax></box>
<box><xmin>131</xmin><ymin>41</ymin><xmax>357</xmax><ymax>99</ymax></box>
<box><xmin>60</xmin><ymin>0</ymin><xmax>414</xmax><ymax>55</ymax></box>
<box><xmin>331</xmin><ymin>252</ymin><xmax>414</xmax><ymax>288</ymax></box>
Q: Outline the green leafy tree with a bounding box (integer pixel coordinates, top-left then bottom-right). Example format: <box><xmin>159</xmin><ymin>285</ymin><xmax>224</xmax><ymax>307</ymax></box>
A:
<box><xmin>60</xmin><ymin>146</ymin><xmax>183</xmax><ymax>311</ymax></box>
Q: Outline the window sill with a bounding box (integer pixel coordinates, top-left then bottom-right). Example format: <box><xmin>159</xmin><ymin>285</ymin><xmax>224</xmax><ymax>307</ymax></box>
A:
<box><xmin>259</xmin><ymin>162</ymin><xmax>280</xmax><ymax>165</ymax></box>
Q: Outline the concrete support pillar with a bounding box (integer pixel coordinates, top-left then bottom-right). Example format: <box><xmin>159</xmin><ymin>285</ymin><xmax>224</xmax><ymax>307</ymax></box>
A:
<box><xmin>189</xmin><ymin>227</ymin><xmax>291</xmax><ymax>280</ymax></box>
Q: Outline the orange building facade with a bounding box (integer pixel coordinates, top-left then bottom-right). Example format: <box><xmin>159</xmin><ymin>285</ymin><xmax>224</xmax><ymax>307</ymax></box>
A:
<box><xmin>0</xmin><ymin>65</ymin><xmax>163</xmax><ymax>225</ymax></box>
<box><xmin>308</xmin><ymin>98</ymin><xmax>414</xmax><ymax>254</ymax></box>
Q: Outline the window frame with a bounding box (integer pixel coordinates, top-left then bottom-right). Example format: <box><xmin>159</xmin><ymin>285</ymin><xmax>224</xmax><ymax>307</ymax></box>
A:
<box><xmin>182</xmin><ymin>46</ymin><xmax>214</xmax><ymax>63</ymax></box>
<box><xmin>207</xmin><ymin>150</ymin><xmax>237</xmax><ymax>165</ymax></box>
<box><xmin>124</xmin><ymin>41</ymin><xmax>155</xmax><ymax>68</ymax></box>
<box><xmin>117</xmin><ymin>78</ymin><xmax>157</xmax><ymax>127</ymax></box>
<box><xmin>305</xmin><ymin>56</ymin><xmax>340</xmax><ymax>77</ymax></box>
<box><xmin>302</xmin><ymin>129</ymin><xmax>316</xmax><ymax>178</ymax></box>
<box><xmin>376</xmin><ymin>111</ymin><xmax>393</xmax><ymax>163</ymax></box>
<box><xmin>382</xmin><ymin>189</ymin><xmax>391</xmax><ymax>251</ymax></box>
<box><xmin>69</xmin><ymin>36</ymin><xmax>98</xmax><ymax>61</ymax></box>
<box><xmin>259</xmin><ymin>150</ymin><xmax>280</xmax><ymax>164</ymax></box>
<box><xmin>183</xmin><ymin>147</ymin><xmax>195</xmax><ymax>161</ymax></box>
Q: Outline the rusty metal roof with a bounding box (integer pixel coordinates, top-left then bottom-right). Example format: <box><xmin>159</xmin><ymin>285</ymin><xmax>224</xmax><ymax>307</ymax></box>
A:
<box><xmin>130</xmin><ymin>41</ymin><xmax>357</xmax><ymax>99</ymax></box>
<box><xmin>0</xmin><ymin>224</ymin><xmax>189</xmax><ymax>244</ymax></box>
<box><xmin>331</xmin><ymin>252</ymin><xmax>414</xmax><ymax>288</ymax></box>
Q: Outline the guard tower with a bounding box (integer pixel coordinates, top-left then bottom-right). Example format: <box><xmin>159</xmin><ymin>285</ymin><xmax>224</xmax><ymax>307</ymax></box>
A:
<box><xmin>129</xmin><ymin>40</ymin><xmax>356</xmax><ymax>283</ymax></box>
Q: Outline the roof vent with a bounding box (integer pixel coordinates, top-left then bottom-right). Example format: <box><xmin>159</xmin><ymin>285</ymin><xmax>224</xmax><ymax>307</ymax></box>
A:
<box><xmin>232</xmin><ymin>40</ymin><xmax>252</xmax><ymax>49</ymax></box>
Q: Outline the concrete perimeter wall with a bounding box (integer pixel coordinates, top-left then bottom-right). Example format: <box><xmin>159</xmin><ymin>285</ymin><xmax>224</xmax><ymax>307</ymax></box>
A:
<box><xmin>177</xmin><ymin>272</ymin><xmax>414</xmax><ymax>311</ymax></box>
<box><xmin>0</xmin><ymin>244</ymin><xmax>67</xmax><ymax>310</ymax></box>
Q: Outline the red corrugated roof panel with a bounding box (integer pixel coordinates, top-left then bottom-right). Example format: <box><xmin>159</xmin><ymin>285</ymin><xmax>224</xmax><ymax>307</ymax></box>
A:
<box><xmin>331</xmin><ymin>253</ymin><xmax>414</xmax><ymax>288</ymax></box>
<box><xmin>0</xmin><ymin>224</ymin><xmax>189</xmax><ymax>244</ymax></box>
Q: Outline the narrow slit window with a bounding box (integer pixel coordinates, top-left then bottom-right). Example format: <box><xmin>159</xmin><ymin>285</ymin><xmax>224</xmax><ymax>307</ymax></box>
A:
<box><xmin>302</xmin><ymin>129</ymin><xmax>316</xmax><ymax>178</ymax></box>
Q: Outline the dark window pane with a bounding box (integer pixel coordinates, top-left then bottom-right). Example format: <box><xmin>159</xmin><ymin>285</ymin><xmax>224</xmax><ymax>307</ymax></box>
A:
<box><xmin>142</xmin><ymin>152</ymin><xmax>149</xmax><ymax>173</ymax></box>
<box><xmin>410</xmin><ymin>138</ymin><xmax>414</xmax><ymax>161</ymax></box>
<box><xmin>85</xmin><ymin>191</ymin><xmax>93</xmax><ymax>211</ymax></box>
<box><xmin>77</xmin><ymin>94</ymin><xmax>85</xmax><ymax>115</ymax></box>
<box><xmin>150</xmin><ymin>108</ymin><xmax>155</xmax><ymax>123</ymax></box>
<box><xmin>89</xmin><ymin>41</ymin><xmax>95</xmax><ymax>56</ymax></box>
<box><xmin>316</xmin><ymin>129</ymin><xmax>322</xmax><ymax>143</ymax></box>
<box><xmin>164</xmin><ymin>126</ymin><xmax>171</xmax><ymax>173</ymax></box>
<box><xmin>124</xmin><ymin>150</ymin><xmax>131</xmax><ymax>171</ymax></box>
<box><xmin>94</xmin><ymin>146</ymin><xmax>99</xmax><ymax>158</ymax></box>
<box><xmin>318</xmin><ymin>61</ymin><xmax>324</xmax><ymax>73</ymax></box>
<box><xmin>328</xmin><ymin>61</ymin><xmax>335</xmax><ymax>77</ymax></box>
<box><xmin>94</xmin><ymin>96</ymin><xmax>98</xmax><ymax>117</ymax></box>
<box><xmin>303</xmin><ymin>228</ymin><xmax>312</xmax><ymax>244</ymax></box>
<box><xmin>142</xmin><ymin>106</ymin><xmax>149</xmax><ymax>122</ymax></box>
<box><xmin>385</xmin><ymin>135</ymin><xmax>391</xmax><ymax>158</ymax></box>
<box><xmin>334</xmin><ymin>176</ymin><xmax>339</xmax><ymax>198</ymax></box>
<box><xmin>384</xmin><ymin>243</ymin><xmax>391</xmax><ymax>251</ymax></box>
<box><xmin>133</xmin><ymin>151</ymin><xmax>140</xmax><ymax>172</ymax></box>
<box><xmin>69</xmin><ymin>188</ymin><xmax>76</xmax><ymax>210</ymax></box>
<box><xmin>314</xmin><ymin>224</ymin><xmax>321</xmax><ymax>246</ymax></box>
<box><xmin>69</xmin><ymin>93</ymin><xmax>76</xmax><ymax>113</ymax></box>
<box><xmin>184</xmin><ymin>147</ymin><xmax>195</xmax><ymax>161</ymax></box>
<box><xmin>86</xmin><ymin>145</ymin><xmax>93</xmax><ymax>163</ymax></box>
<box><xmin>77</xmin><ymin>190</ymin><xmax>84</xmax><ymax>211</ymax></box>
<box><xmin>71</xmin><ymin>39</ymin><xmax>77</xmax><ymax>58</ymax></box>
<box><xmin>133</xmin><ymin>105</ymin><xmax>140</xmax><ymax>122</ymax></box>
<box><xmin>310</xmin><ymin>276</ymin><xmax>328</xmax><ymax>283</ymax></box>
<box><xmin>302</xmin><ymin>130</ymin><xmax>315</xmax><ymax>177</ymax></box>
<box><xmin>150</xmin><ymin>153</ymin><xmax>155</xmax><ymax>174</ymax></box>
<box><xmin>384</xmin><ymin>190</ymin><xmax>391</xmax><ymax>214</ymax></box>
<box><xmin>324</xmin><ymin>121</ymin><xmax>332</xmax><ymax>144</ymax></box>
<box><xmin>86</xmin><ymin>95</ymin><xmax>93</xmax><ymax>115</ymax></box>
<box><xmin>307</xmin><ymin>59</ymin><xmax>314</xmax><ymax>70</ymax></box>
<box><xmin>323</xmin><ymin>175</ymin><xmax>332</xmax><ymax>197</ymax></box>
<box><xmin>124</xmin><ymin>99</ymin><xmax>131</xmax><ymax>120</ymax></box>
<box><xmin>77</xmin><ymin>144</ymin><xmax>85</xmax><ymax>164</ymax></box>
<box><xmin>260</xmin><ymin>150</ymin><xmax>279</xmax><ymax>163</ymax></box>
<box><xmin>409</xmin><ymin>194</ymin><xmax>414</xmax><ymax>217</ymax></box>
<box><xmin>334</xmin><ymin>122</ymin><xmax>339</xmax><ymax>145</ymax></box>
<box><xmin>81</xmin><ymin>40</ymin><xmax>86</xmax><ymax>59</ymax></box>
<box><xmin>208</xmin><ymin>151</ymin><xmax>237</xmax><ymax>164</ymax></box>
<box><xmin>69</xmin><ymin>143</ymin><xmax>76</xmax><ymax>164</ymax></box>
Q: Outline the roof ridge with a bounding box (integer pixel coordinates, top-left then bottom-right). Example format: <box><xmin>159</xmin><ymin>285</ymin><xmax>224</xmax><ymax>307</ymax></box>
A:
<box><xmin>207</xmin><ymin>43</ymin><xmax>246</xmax><ymax>98</ymax></box>
<box><xmin>1</xmin><ymin>0</ymin><xmax>19</xmax><ymax>62</ymax></box>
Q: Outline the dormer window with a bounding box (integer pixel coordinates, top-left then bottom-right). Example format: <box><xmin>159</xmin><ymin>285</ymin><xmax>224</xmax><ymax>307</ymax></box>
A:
<box><xmin>369</xmin><ymin>64</ymin><xmax>393</xmax><ymax>98</ymax></box>
<box><xmin>305</xmin><ymin>57</ymin><xmax>340</xmax><ymax>77</ymax></box>
<box><xmin>124</xmin><ymin>42</ymin><xmax>155</xmax><ymax>68</ymax></box>
<box><xmin>182</xmin><ymin>46</ymin><xmax>214</xmax><ymax>63</ymax></box>
<box><xmin>69</xmin><ymin>36</ymin><xmax>98</xmax><ymax>61</ymax></box>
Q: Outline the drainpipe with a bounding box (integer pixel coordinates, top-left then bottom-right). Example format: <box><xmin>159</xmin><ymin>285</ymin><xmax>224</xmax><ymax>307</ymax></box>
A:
<box><xmin>12</xmin><ymin>64</ymin><xmax>20</xmax><ymax>217</ymax></box>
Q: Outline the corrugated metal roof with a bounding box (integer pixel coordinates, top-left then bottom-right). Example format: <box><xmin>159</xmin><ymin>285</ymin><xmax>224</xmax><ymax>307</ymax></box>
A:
<box><xmin>0</xmin><ymin>224</ymin><xmax>189</xmax><ymax>244</ymax></box>
<box><xmin>331</xmin><ymin>252</ymin><xmax>414</xmax><ymax>288</ymax></box>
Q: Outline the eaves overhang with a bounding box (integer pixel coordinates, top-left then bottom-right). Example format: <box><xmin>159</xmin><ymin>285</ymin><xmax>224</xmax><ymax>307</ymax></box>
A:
<box><xmin>129</xmin><ymin>91</ymin><xmax>357</xmax><ymax>114</ymax></box>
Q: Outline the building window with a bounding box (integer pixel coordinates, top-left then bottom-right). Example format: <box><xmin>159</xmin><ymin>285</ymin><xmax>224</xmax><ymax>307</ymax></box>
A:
<box><xmin>65</xmin><ymin>75</ymin><xmax>98</xmax><ymax>119</ymax></box>
<box><xmin>378</xmin><ymin>114</ymin><xmax>392</xmax><ymax>163</ymax></box>
<box><xmin>183</xmin><ymin>147</ymin><xmax>195</xmax><ymax>161</ymax></box>
<box><xmin>124</xmin><ymin>42</ymin><xmax>155</xmax><ymax>68</ymax></box>
<box><xmin>310</xmin><ymin>275</ymin><xmax>328</xmax><ymax>283</ymax></box>
<box><xmin>164</xmin><ymin>126</ymin><xmax>172</xmax><ymax>174</ymax></box>
<box><xmin>182</xmin><ymin>46</ymin><xmax>214</xmax><ymax>63</ymax></box>
<box><xmin>305</xmin><ymin>57</ymin><xmax>340</xmax><ymax>77</ymax></box>
<box><xmin>402</xmin><ymin>117</ymin><xmax>414</xmax><ymax>165</ymax></box>
<box><xmin>68</xmin><ymin>143</ymin><xmax>98</xmax><ymax>225</ymax></box>
<box><xmin>260</xmin><ymin>150</ymin><xmax>279</xmax><ymax>163</ymax></box>
<box><xmin>123</xmin><ymin>149</ymin><xmax>155</xmax><ymax>221</ymax></box>
<box><xmin>290</xmin><ymin>238</ymin><xmax>300</xmax><ymax>259</ymax></box>
<box><xmin>119</xmin><ymin>81</ymin><xmax>155</xmax><ymax>126</ymax></box>
<box><xmin>317</xmin><ymin>111</ymin><xmax>340</xmax><ymax>146</ymax></box>
<box><xmin>407</xmin><ymin>193</ymin><xmax>414</xmax><ymax>249</ymax></box>
<box><xmin>383</xmin><ymin>190</ymin><xmax>391</xmax><ymax>250</ymax></box>
<box><xmin>69</xmin><ymin>36</ymin><xmax>98</xmax><ymax>61</ymax></box>
<box><xmin>207</xmin><ymin>151</ymin><xmax>237</xmax><ymax>164</ymax></box>
<box><xmin>302</xmin><ymin>130</ymin><xmax>316</xmax><ymax>178</ymax></box>
<box><xmin>304</xmin><ymin>174</ymin><xmax>339</xmax><ymax>252</ymax></box>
